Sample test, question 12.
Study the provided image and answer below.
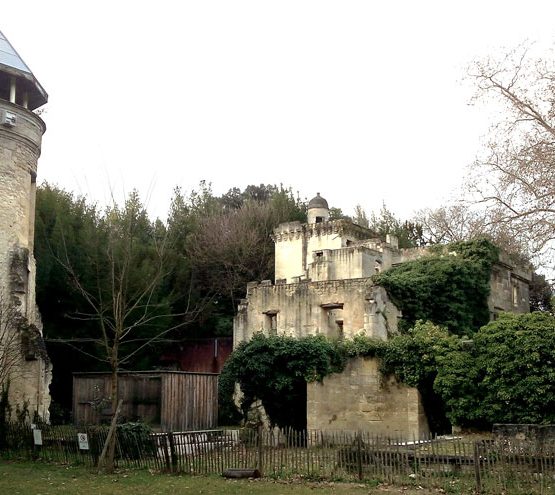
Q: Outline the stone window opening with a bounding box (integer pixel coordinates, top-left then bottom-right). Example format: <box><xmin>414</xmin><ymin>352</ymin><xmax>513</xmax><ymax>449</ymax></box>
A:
<box><xmin>320</xmin><ymin>302</ymin><xmax>343</xmax><ymax>310</ymax></box>
<box><xmin>315</xmin><ymin>216</ymin><xmax>324</xmax><ymax>223</ymax></box>
<box><xmin>321</xmin><ymin>303</ymin><xmax>344</xmax><ymax>339</ymax></box>
<box><xmin>335</xmin><ymin>319</ymin><xmax>344</xmax><ymax>340</ymax></box>
<box><xmin>263</xmin><ymin>310</ymin><xmax>279</xmax><ymax>335</ymax></box>
<box><xmin>512</xmin><ymin>284</ymin><xmax>519</xmax><ymax>307</ymax></box>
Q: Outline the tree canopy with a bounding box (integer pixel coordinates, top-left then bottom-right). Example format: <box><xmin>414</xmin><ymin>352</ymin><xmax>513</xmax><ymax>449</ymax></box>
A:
<box><xmin>34</xmin><ymin>182</ymin><xmax>307</xmax><ymax>420</ymax></box>
<box><xmin>435</xmin><ymin>312</ymin><xmax>555</xmax><ymax>426</ymax></box>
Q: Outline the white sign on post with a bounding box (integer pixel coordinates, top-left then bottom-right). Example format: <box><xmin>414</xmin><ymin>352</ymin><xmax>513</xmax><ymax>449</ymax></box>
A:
<box><xmin>33</xmin><ymin>429</ymin><xmax>43</xmax><ymax>446</ymax></box>
<box><xmin>77</xmin><ymin>433</ymin><xmax>89</xmax><ymax>450</ymax></box>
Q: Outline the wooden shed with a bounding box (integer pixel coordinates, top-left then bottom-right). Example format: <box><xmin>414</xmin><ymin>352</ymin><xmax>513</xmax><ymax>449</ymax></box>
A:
<box><xmin>72</xmin><ymin>371</ymin><xmax>218</xmax><ymax>431</ymax></box>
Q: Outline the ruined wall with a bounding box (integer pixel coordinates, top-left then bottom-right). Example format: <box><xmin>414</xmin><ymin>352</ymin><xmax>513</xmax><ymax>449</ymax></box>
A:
<box><xmin>489</xmin><ymin>252</ymin><xmax>531</xmax><ymax>316</ymax></box>
<box><xmin>307</xmin><ymin>357</ymin><xmax>429</xmax><ymax>439</ymax></box>
<box><xmin>235</xmin><ymin>216</ymin><xmax>534</xmax><ymax>437</ymax></box>
<box><xmin>273</xmin><ymin>220</ymin><xmax>383</xmax><ymax>284</ymax></box>
<box><xmin>0</xmin><ymin>99</ymin><xmax>51</xmax><ymax>419</ymax></box>
<box><xmin>493</xmin><ymin>424</ymin><xmax>555</xmax><ymax>448</ymax></box>
<box><xmin>395</xmin><ymin>246</ymin><xmax>532</xmax><ymax>318</ymax></box>
<box><xmin>307</xmin><ymin>246</ymin><xmax>382</xmax><ymax>281</ymax></box>
<box><xmin>233</xmin><ymin>279</ymin><xmax>400</xmax><ymax>347</ymax></box>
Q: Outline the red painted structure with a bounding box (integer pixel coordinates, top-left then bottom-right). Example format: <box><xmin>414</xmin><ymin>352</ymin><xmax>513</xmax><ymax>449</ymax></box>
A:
<box><xmin>160</xmin><ymin>338</ymin><xmax>233</xmax><ymax>373</ymax></box>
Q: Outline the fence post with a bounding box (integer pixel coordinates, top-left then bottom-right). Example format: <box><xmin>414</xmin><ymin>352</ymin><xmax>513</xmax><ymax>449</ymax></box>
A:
<box><xmin>257</xmin><ymin>425</ymin><xmax>264</xmax><ymax>477</ymax></box>
<box><xmin>161</xmin><ymin>434</ymin><xmax>171</xmax><ymax>472</ymax></box>
<box><xmin>167</xmin><ymin>432</ymin><xmax>177</xmax><ymax>473</ymax></box>
<box><xmin>356</xmin><ymin>432</ymin><xmax>363</xmax><ymax>480</ymax></box>
<box><xmin>473</xmin><ymin>441</ymin><xmax>482</xmax><ymax>494</ymax></box>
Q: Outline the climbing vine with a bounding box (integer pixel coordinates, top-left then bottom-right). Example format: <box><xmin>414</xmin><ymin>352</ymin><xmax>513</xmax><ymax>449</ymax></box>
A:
<box><xmin>221</xmin><ymin>312</ymin><xmax>555</xmax><ymax>431</ymax></box>
<box><xmin>219</xmin><ymin>328</ymin><xmax>453</xmax><ymax>430</ymax></box>
<box><xmin>373</xmin><ymin>239</ymin><xmax>499</xmax><ymax>335</ymax></box>
<box><xmin>219</xmin><ymin>333</ymin><xmax>344</xmax><ymax>429</ymax></box>
<box><xmin>219</xmin><ymin>240</ymin><xmax>540</xmax><ymax>431</ymax></box>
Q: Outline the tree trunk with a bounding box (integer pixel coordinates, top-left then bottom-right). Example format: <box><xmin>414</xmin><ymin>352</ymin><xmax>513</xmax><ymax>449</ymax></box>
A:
<box><xmin>97</xmin><ymin>398</ymin><xmax>123</xmax><ymax>473</ymax></box>
<box><xmin>105</xmin><ymin>354</ymin><xmax>119</xmax><ymax>472</ymax></box>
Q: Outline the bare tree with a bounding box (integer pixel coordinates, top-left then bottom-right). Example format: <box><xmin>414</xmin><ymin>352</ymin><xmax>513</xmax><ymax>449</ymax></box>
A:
<box><xmin>52</xmin><ymin>191</ymin><xmax>205</xmax><ymax>471</ymax></box>
<box><xmin>467</xmin><ymin>43</ymin><xmax>555</xmax><ymax>268</ymax></box>
<box><xmin>415</xmin><ymin>203</ymin><xmax>530</xmax><ymax>259</ymax></box>
<box><xmin>0</xmin><ymin>295</ymin><xmax>25</xmax><ymax>397</ymax></box>
<box><xmin>187</xmin><ymin>201</ymin><xmax>277</xmax><ymax>309</ymax></box>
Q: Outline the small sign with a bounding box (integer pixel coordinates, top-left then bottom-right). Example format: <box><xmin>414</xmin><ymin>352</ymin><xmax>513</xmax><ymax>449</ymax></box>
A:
<box><xmin>33</xmin><ymin>429</ymin><xmax>43</xmax><ymax>446</ymax></box>
<box><xmin>77</xmin><ymin>433</ymin><xmax>89</xmax><ymax>450</ymax></box>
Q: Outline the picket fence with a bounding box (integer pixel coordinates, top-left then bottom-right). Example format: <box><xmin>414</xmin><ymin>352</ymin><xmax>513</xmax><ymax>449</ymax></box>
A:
<box><xmin>1</xmin><ymin>423</ymin><xmax>555</xmax><ymax>494</ymax></box>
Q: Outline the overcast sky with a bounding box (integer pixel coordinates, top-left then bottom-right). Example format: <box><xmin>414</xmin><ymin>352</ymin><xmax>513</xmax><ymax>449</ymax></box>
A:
<box><xmin>4</xmin><ymin>1</ymin><xmax>555</xmax><ymax>221</ymax></box>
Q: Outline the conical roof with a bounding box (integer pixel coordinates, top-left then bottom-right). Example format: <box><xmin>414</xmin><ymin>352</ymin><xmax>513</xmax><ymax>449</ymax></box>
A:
<box><xmin>308</xmin><ymin>192</ymin><xmax>329</xmax><ymax>209</ymax></box>
<box><xmin>0</xmin><ymin>30</ymin><xmax>47</xmax><ymax>110</ymax></box>
<box><xmin>0</xmin><ymin>31</ymin><xmax>32</xmax><ymax>73</ymax></box>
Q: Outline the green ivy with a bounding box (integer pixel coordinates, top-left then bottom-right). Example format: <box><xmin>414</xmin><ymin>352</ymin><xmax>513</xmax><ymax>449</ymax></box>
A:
<box><xmin>373</xmin><ymin>239</ymin><xmax>498</xmax><ymax>335</ymax></box>
<box><xmin>219</xmin><ymin>333</ymin><xmax>344</xmax><ymax>428</ymax></box>
<box><xmin>220</xmin><ymin>328</ymin><xmax>452</xmax><ymax>430</ymax></box>
<box><xmin>435</xmin><ymin>312</ymin><xmax>555</xmax><ymax>426</ymax></box>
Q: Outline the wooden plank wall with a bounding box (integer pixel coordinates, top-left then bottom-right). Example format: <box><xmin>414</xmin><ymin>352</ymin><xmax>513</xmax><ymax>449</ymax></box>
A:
<box><xmin>73</xmin><ymin>373</ymin><xmax>161</xmax><ymax>426</ymax></box>
<box><xmin>160</xmin><ymin>373</ymin><xmax>218</xmax><ymax>431</ymax></box>
<box><xmin>118</xmin><ymin>374</ymin><xmax>162</xmax><ymax>424</ymax></box>
<box><xmin>72</xmin><ymin>375</ymin><xmax>106</xmax><ymax>425</ymax></box>
<box><xmin>73</xmin><ymin>372</ymin><xmax>217</xmax><ymax>429</ymax></box>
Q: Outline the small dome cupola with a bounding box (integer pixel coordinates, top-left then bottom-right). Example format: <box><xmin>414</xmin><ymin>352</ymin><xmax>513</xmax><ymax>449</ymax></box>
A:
<box><xmin>0</xmin><ymin>30</ymin><xmax>48</xmax><ymax>110</ymax></box>
<box><xmin>307</xmin><ymin>192</ymin><xmax>330</xmax><ymax>224</ymax></box>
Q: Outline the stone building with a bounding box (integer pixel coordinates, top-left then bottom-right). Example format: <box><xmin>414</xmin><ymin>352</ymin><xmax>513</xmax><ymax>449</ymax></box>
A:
<box><xmin>0</xmin><ymin>31</ymin><xmax>51</xmax><ymax>419</ymax></box>
<box><xmin>234</xmin><ymin>193</ymin><xmax>531</xmax><ymax>438</ymax></box>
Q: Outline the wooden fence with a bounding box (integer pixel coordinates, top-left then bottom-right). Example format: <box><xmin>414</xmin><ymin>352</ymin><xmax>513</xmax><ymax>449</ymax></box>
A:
<box><xmin>1</xmin><ymin>424</ymin><xmax>554</xmax><ymax>493</ymax></box>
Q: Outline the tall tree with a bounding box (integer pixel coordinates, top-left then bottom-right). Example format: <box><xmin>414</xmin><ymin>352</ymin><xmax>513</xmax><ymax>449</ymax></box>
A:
<box><xmin>165</xmin><ymin>184</ymin><xmax>306</xmax><ymax>336</ymax></box>
<box><xmin>468</xmin><ymin>44</ymin><xmax>555</xmax><ymax>268</ymax></box>
<box><xmin>185</xmin><ymin>186</ymin><xmax>306</xmax><ymax>310</ymax></box>
<box><xmin>37</xmin><ymin>187</ymin><xmax>204</xmax><ymax>470</ymax></box>
<box><xmin>35</xmin><ymin>184</ymin><xmax>101</xmax><ymax>420</ymax></box>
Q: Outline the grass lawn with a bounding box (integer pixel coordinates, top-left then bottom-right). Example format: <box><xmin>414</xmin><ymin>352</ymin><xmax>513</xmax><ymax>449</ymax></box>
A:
<box><xmin>0</xmin><ymin>461</ymin><xmax>444</xmax><ymax>495</ymax></box>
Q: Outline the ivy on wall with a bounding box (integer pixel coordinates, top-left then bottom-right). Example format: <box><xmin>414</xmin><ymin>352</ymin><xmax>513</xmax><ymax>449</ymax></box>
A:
<box><xmin>220</xmin><ymin>326</ymin><xmax>456</xmax><ymax>431</ymax></box>
<box><xmin>219</xmin><ymin>333</ymin><xmax>344</xmax><ymax>429</ymax></box>
<box><xmin>220</xmin><ymin>240</ymin><xmax>550</xmax><ymax>431</ymax></box>
<box><xmin>221</xmin><ymin>311</ymin><xmax>555</xmax><ymax>431</ymax></box>
<box><xmin>373</xmin><ymin>239</ymin><xmax>499</xmax><ymax>335</ymax></box>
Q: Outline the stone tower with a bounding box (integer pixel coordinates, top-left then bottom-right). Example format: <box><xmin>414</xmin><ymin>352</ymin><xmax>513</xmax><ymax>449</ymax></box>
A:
<box><xmin>0</xmin><ymin>30</ymin><xmax>51</xmax><ymax>419</ymax></box>
<box><xmin>307</xmin><ymin>192</ymin><xmax>330</xmax><ymax>224</ymax></box>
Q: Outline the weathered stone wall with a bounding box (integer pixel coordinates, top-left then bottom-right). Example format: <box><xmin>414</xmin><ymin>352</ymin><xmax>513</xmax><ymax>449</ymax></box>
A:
<box><xmin>307</xmin><ymin>357</ymin><xmax>429</xmax><ymax>439</ymax></box>
<box><xmin>307</xmin><ymin>246</ymin><xmax>383</xmax><ymax>281</ymax></box>
<box><xmin>273</xmin><ymin>220</ymin><xmax>383</xmax><ymax>284</ymax></box>
<box><xmin>273</xmin><ymin>222</ymin><xmax>305</xmax><ymax>283</ymax></box>
<box><xmin>488</xmin><ymin>252</ymin><xmax>531</xmax><ymax>316</ymax></box>
<box><xmin>235</xmin><ymin>210</ymin><xmax>533</xmax><ymax>437</ymax></box>
<box><xmin>395</xmin><ymin>246</ymin><xmax>532</xmax><ymax>318</ymax></box>
<box><xmin>0</xmin><ymin>99</ymin><xmax>51</xmax><ymax>420</ymax></box>
<box><xmin>493</xmin><ymin>424</ymin><xmax>555</xmax><ymax>449</ymax></box>
<box><xmin>233</xmin><ymin>279</ymin><xmax>399</xmax><ymax>347</ymax></box>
